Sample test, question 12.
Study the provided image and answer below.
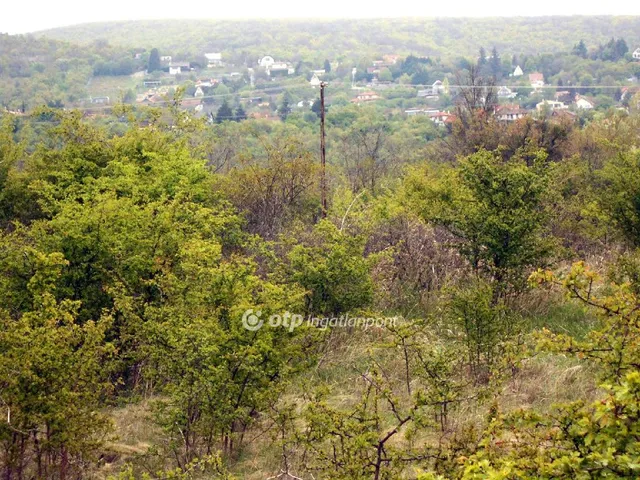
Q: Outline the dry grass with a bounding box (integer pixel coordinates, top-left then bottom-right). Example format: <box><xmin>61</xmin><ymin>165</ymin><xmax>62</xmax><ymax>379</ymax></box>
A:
<box><xmin>97</xmin><ymin>316</ymin><xmax>601</xmax><ymax>479</ymax></box>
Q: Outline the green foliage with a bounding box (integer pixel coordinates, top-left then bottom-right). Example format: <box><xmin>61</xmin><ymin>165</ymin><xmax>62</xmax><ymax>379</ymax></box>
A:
<box><xmin>405</xmin><ymin>147</ymin><xmax>554</xmax><ymax>294</ymax></box>
<box><xmin>147</xmin><ymin>48</ymin><xmax>161</xmax><ymax>72</ymax></box>
<box><xmin>598</xmin><ymin>150</ymin><xmax>640</xmax><ymax>247</ymax></box>
<box><xmin>216</xmin><ymin>99</ymin><xmax>234</xmax><ymax>123</ymax></box>
<box><xmin>283</xmin><ymin>220</ymin><xmax>376</xmax><ymax>316</ymax></box>
<box><xmin>445</xmin><ymin>281</ymin><xmax>521</xmax><ymax>382</ymax></box>
<box><xmin>0</xmin><ymin>250</ymin><xmax>115</xmax><ymax>479</ymax></box>
<box><xmin>458</xmin><ymin>263</ymin><xmax>640</xmax><ymax>478</ymax></box>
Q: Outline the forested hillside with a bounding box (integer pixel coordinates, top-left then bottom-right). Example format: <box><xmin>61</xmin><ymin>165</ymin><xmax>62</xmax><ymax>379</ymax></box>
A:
<box><xmin>0</xmin><ymin>34</ymin><xmax>144</xmax><ymax>110</ymax></box>
<box><xmin>38</xmin><ymin>17</ymin><xmax>640</xmax><ymax>60</ymax></box>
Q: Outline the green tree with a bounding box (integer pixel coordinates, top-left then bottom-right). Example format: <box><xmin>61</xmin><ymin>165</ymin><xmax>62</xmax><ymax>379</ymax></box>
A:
<box><xmin>278</xmin><ymin>96</ymin><xmax>292</xmax><ymax>121</ymax></box>
<box><xmin>311</xmin><ymin>98</ymin><xmax>321</xmax><ymax>117</ymax></box>
<box><xmin>282</xmin><ymin>220</ymin><xmax>375</xmax><ymax>316</ymax></box>
<box><xmin>148</xmin><ymin>47</ymin><xmax>162</xmax><ymax>72</ymax></box>
<box><xmin>405</xmin><ymin>147</ymin><xmax>553</xmax><ymax>295</ymax></box>
<box><xmin>572</xmin><ymin>39</ymin><xmax>588</xmax><ymax>58</ymax></box>
<box><xmin>489</xmin><ymin>46</ymin><xmax>501</xmax><ymax>78</ymax></box>
<box><xmin>378</xmin><ymin>67</ymin><xmax>393</xmax><ymax>82</ymax></box>
<box><xmin>234</xmin><ymin>104</ymin><xmax>246</xmax><ymax>122</ymax></box>
<box><xmin>0</xmin><ymin>250</ymin><xmax>114</xmax><ymax>479</ymax></box>
<box><xmin>215</xmin><ymin>99</ymin><xmax>233</xmax><ymax>123</ymax></box>
<box><xmin>477</xmin><ymin>46</ymin><xmax>487</xmax><ymax>67</ymax></box>
<box><xmin>598</xmin><ymin>150</ymin><xmax>640</xmax><ymax>246</ymax></box>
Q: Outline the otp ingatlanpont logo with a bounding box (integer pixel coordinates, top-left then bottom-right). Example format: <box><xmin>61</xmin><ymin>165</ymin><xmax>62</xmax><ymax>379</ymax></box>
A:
<box><xmin>241</xmin><ymin>309</ymin><xmax>263</xmax><ymax>331</ymax></box>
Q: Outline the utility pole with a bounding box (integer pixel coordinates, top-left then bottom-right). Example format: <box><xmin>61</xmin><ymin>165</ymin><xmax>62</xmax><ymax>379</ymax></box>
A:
<box><xmin>320</xmin><ymin>82</ymin><xmax>328</xmax><ymax>218</ymax></box>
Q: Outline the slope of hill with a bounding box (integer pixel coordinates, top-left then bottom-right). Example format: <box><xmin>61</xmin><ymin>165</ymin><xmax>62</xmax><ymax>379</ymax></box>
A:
<box><xmin>0</xmin><ymin>33</ymin><xmax>145</xmax><ymax>110</ymax></box>
<box><xmin>36</xmin><ymin>17</ymin><xmax>640</xmax><ymax>61</ymax></box>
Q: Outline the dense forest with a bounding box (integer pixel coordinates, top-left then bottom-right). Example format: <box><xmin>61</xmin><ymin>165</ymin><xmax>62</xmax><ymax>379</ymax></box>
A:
<box><xmin>1</xmin><ymin>15</ymin><xmax>640</xmax><ymax>480</ymax></box>
<box><xmin>38</xmin><ymin>17</ymin><xmax>640</xmax><ymax>60</ymax></box>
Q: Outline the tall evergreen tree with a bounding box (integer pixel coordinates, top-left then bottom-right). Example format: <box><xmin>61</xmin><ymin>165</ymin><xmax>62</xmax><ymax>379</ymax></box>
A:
<box><xmin>478</xmin><ymin>47</ymin><xmax>487</xmax><ymax>67</ymax></box>
<box><xmin>234</xmin><ymin>104</ymin><xmax>247</xmax><ymax>122</ymax></box>
<box><xmin>311</xmin><ymin>98</ymin><xmax>322</xmax><ymax>118</ymax></box>
<box><xmin>324</xmin><ymin>59</ymin><xmax>331</xmax><ymax>73</ymax></box>
<box><xmin>573</xmin><ymin>40</ymin><xmax>588</xmax><ymax>59</ymax></box>
<box><xmin>279</xmin><ymin>97</ymin><xmax>291</xmax><ymax>121</ymax></box>
<box><xmin>489</xmin><ymin>47</ymin><xmax>501</xmax><ymax>78</ymax></box>
<box><xmin>148</xmin><ymin>48</ymin><xmax>161</xmax><ymax>72</ymax></box>
<box><xmin>215</xmin><ymin>100</ymin><xmax>233</xmax><ymax>123</ymax></box>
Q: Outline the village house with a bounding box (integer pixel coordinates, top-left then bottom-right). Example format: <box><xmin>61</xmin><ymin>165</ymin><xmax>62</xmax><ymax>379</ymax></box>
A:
<box><xmin>160</xmin><ymin>55</ymin><xmax>172</xmax><ymax>63</ymax></box>
<box><xmin>512</xmin><ymin>65</ymin><xmax>524</xmax><ymax>77</ymax></box>
<box><xmin>405</xmin><ymin>108</ymin><xmax>439</xmax><ymax>116</ymax></box>
<box><xmin>194</xmin><ymin>87</ymin><xmax>204</xmax><ymax>98</ymax></box>
<box><xmin>621</xmin><ymin>87</ymin><xmax>640</xmax><ymax>104</ymax></box>
<box><xmin>550</xmin><ymin>109</ymin><xmax>578</xmax><ymax>122</ymax></box>
<box><xmin>494</xmin><ymin>104</ymin><xmax>527</xmax><ymax>122</ymax></box>
<box><xmin>267</xmin><ymin>62</ymin><xmax>294</xmax><ymax>76</ymax></box>
<box><xmin>633</xmin><ymin>48</ymin><xmax>640</xmax><ymax>60</ymax></box>
<box><xmin>137</xmin><ymin>93</ymin><xmax>165</xmax><ymax>105</ymax></box>
<box><xmin>536</xmin><ymin>100</ymin><xmax>568</xmax><ymax>111</ymax></box>
<box><xmin>205</xmin><ymin>53</ymin><xmax>223</xmax><ymax>68</ymax></box>
<box><xmin>529</xmin><ymin>72</ymin><xmax>545</xmax><ymax>90</ymax></box>
<box><xmin>554</xmin><ymin>91</ymin><xmax>572</xmax><ymax>103</ymax></box>
<box><xmin>497</xmin><ymin>86</ymin><xmax>517</xmax><ymax>99</ymax></box>
<box><xmin>575</xmin><ymin>95</ymin><xmax>594</xmax><ymax>109</ymax></box>
<box><xmin>169</xmin><ymin>62</ymin><xmax>190</xmax><ymax>75</ymax></box>
<box><xmin>89</xmin><ymin>96</ymin><xmax>110</xmax><ymax>104</ymax></box>
<box><xmin>259</xmin><ymin>56</ymin><xmax>275</xmax><ymax>68</ymax></box>
<box><xmin>309</xmin><ymin>73</ymin><xmax>321</xmax><ymax>87</ymax></box>
<box><xmin>351</xmin><ymin>91</ymin><xmax>381</xmax><ymax>103</ymax></box>
<box><xmin>417</xmin><ymin>81</ymin><xmax>446</xmax><ymax>99</ymax></box>
<box><xmin>428</xmin><ymin>111</ymin><xmax>456</xmax><ymax>126</ymax></box>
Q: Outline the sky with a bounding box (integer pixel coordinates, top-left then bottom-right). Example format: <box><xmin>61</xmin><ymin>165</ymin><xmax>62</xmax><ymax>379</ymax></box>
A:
<box><xmin>2</xmin><ymin>0</ymin><xmax>640</xmax><ymax>34</ymax></box>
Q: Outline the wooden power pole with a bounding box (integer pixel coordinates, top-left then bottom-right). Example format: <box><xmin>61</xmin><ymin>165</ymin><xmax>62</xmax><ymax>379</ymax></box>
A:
<box><xmin>320</xmin><ymin>82</ymin><xmax>327</xmax><ymax>218</ymax></box>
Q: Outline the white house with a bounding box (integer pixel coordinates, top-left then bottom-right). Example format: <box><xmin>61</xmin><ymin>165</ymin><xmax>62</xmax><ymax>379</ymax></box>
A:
<box><xmin>90</xmin><ymin>96</ymin><xmax>110</xmax><ymax>104</ymax></box>
<box><xmin>259</xmin><ymin>56</ymin><xmax>275</xmax><ymax>68</ymax></box>
<box><xmin>160</xmin><ymin>55</ymin><xmax>172</xmax><ymax>63</ymax></box>
<box><xmin>297</xmin><ymin>100</ymin><xmax>313</xmax><ymax>108</ymax></box>
<box><xmin>205</xmin><ymin>53</ymin><xmax>223</xmax><ymax>67</ymax></box>
<box><xmin>428</xmin><ymin>111</ymin><xmax>455</xmax><ymax>126</ymax></box>
<box><xmin>405</xmin><ymin>108</ymin><xmax>439</xmax><ymax>116</ymax></box>
<box><xmin>268</xmin><ymin>62</ymin><xmax>292</xmax><ymax>76</ymax></box>
<box><xmin>309</xmin><ymin>73</ymin><xmax>321</xmax><ymax>87</ymax></box>
<box><xmin>497</xmin><ymin>86</ymin><xmax>517</xmax><ymax>99</ymax></box>
<box><xmin>529</xmin><ymin>72</ymin><xmax>544</xmax><ymax>90</ymax></box>
<box><xmin>494</xmin><ymin>105</ymin><xmax>527</xmax><ymax>122</ymax></box>
<box><xmin>194</xmin><ymin>86</ymin><xmax>204</xmax><ymax>98</ymax></box>
<box><xmin>351</xmin><ymin>91</ymin><xmax>381</xmax><ymax>103</ymax></box>
<box><xmin>575</xmin><ymin>96</ymin><xmax>594</xmax><ymax>109</ymax></box>
<box><xmin>536</xmin><ymin>100</ymin><xmax>568</xmax><ymax>111</ymax></box>
<box><xmin>633</xmin><ymin>48</ymin><xmax>640</xmax><ymax>60</ymax></box>
<box><xmin>512</xmin><ymin>65</ymin><xmax>524</xmax><ymax>77</ymax></box>
<box><xmin>169</xmin><ymin>63</ymin><xmax>189</xmax><ymax>75</ymax></box>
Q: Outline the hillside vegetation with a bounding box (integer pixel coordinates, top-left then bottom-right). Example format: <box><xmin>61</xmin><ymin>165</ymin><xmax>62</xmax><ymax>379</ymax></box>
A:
<box><xmin>1</xmin><ymin>15</ymin><xmax>640</xmax><ymax>480</ymax></box>
<box><xmin>37</xmin><ymin>17</ymin><xmax>640</xmax><ymax>60</ymax></box>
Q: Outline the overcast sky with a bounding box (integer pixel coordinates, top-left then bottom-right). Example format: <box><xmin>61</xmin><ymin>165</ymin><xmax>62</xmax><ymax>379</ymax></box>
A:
<box><xmin>2</xmin><ymin>0</ymin><xmax>640</xmax><ymax>34</ymax></box>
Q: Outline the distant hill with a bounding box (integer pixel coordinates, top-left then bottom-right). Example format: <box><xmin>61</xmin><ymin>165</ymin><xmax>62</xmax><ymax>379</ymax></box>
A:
<box><xmin>0</xmin><ymin>33</ymin><xmax>142</xmax><ymax>110</ymax></box>
<box><xmin>36</xmin><ymin>17</ymin><xmax>640</xmax><ymax>62</ymax></box>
